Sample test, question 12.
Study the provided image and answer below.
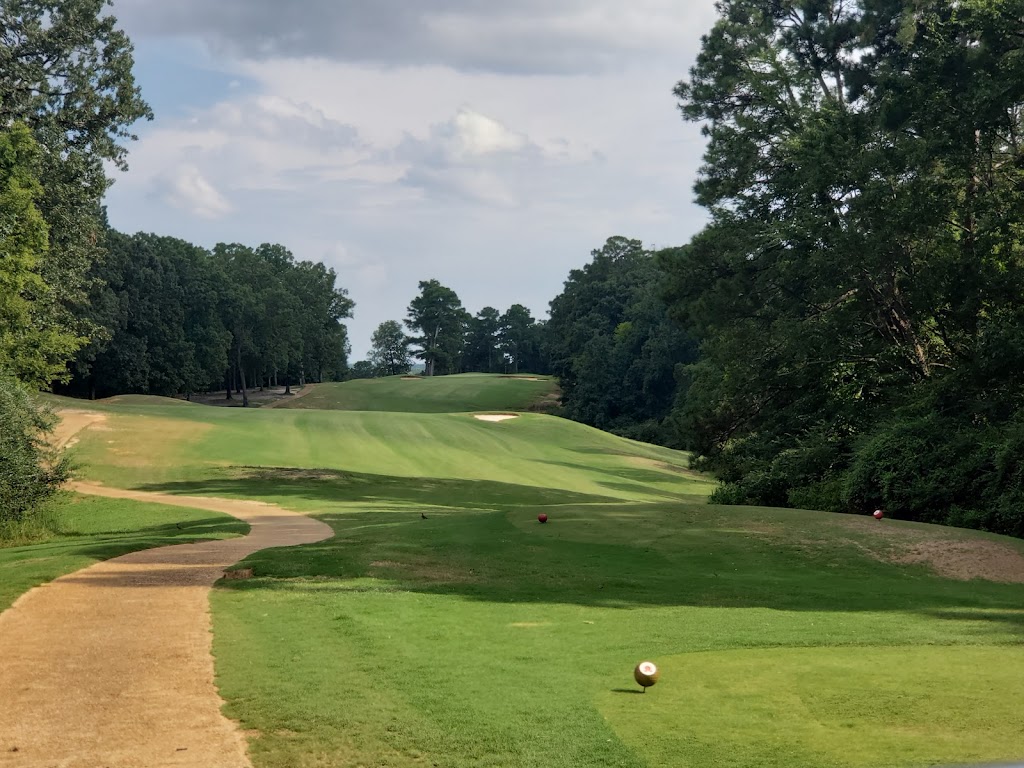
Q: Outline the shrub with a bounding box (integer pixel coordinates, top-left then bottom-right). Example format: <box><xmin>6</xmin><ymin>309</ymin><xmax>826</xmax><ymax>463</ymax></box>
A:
<box><xmin>0</xmin><ymin>375</ymin><xmax>71</xmax><ymax>528</ymax></box>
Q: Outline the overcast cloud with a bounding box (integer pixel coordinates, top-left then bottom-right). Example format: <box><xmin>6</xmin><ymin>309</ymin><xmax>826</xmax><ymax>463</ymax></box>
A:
<box><xmin>105</xmin><ymin>0</ymin><xmax>719</xmax><ymax>359</ymax></box>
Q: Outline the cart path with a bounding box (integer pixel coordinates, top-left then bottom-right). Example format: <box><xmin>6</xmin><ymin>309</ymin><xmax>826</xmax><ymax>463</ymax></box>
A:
<box><xmin>0</xmin><ymin>474</ymin><xmax>333</xmax><ymax>767</ymax></box>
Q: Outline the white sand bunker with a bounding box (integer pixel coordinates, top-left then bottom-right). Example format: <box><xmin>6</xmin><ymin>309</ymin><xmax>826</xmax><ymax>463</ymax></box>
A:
<box><xmin>474</xmin><ymin>414</ymin><xmax>519</xmax><ymax>422</ymax></box>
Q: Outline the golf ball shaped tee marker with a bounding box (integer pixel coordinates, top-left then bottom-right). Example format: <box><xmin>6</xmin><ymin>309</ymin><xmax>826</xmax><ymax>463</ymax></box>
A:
<box><xmin>873</xmin><ymin>509</ymin><xmax>884</xmax><ymax>520</ymax></box>
<box><xmin>634</xmin><ymin>661</ymin><xmax>659</xmax><ymax>690</ymax></box>
<box><xmin>538</xmin><ymin>513</ymin><xmax>548</xmax><ymax>523</ymax></box>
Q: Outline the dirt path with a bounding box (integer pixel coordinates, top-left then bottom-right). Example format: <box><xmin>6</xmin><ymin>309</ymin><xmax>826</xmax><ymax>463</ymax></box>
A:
<box><xmin>0</xmin><ymin>411</ymin><xmax>334</xmax><ymax>767</ymax></box>
<box><xmin>50</xmin><ymin>408</ymin><xmax>108</xmax><ymax>449</ymax></box>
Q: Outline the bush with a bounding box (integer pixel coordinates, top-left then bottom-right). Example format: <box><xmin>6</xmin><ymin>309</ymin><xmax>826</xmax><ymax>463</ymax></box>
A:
<box><xmin>0</xmin><ymin>376</ymin><xmax>71</xmax><ymax>528</ymax></box>
<box><xmin>708</xmin><ymin>483</ymin><xmax>751</xmax><ymax>506</ymax></box>
<box><xmin>841</xmin><ymin>412</ymin><xmax>1024</xmax><ymax>536</ymax></box>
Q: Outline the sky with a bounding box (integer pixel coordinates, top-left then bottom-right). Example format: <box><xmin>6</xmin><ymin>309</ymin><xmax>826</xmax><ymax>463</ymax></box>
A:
<box><xmin>104</xmin><ymin>0</ymin><xmax>719</xmax><ymax>360</ymax></box>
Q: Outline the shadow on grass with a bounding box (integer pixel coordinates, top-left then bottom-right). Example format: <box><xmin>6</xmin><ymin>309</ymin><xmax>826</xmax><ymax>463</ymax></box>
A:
<box><xmin>135</xmin><ymin>468</ymin><xmax>622</xmax><ymax>510</ymax></box>
<box><xmin>120</xmin><ymin>468</ymin><xmax>1024</xmax><ymax>633</ymax></box>
<box><xmin>539</xmin><ymin>460</ymin><xmax>707</xmax><ymax>500</ymax></box>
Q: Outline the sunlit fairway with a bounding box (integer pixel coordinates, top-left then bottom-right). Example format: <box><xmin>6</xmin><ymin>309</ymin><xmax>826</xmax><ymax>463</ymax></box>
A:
<box><xmin>279</xmin><ymin>372</ymin><xmax>560</xmax><ymax>413</ymax></box>
<box><xmin>12</xmin><ymin>389</ymin><xmax>1024</xmax><ymax>767</ymax></box>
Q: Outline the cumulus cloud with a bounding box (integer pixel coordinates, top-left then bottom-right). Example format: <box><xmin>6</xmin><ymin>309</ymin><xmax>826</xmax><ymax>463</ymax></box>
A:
<box><xmin>391</xmin><ymin>108</ymin><xmax>551</xmax><ymax>204</ymax></box>
<box><xmin>111</xmin><ymin>0</ymin><xmax>717</xmax><ymax>75</ymax></box>
<box><xmin>106</xmin><ymin>1</ymin><xmax>719</xmax><ymax>357</ymax></box>
<box><xmin>156</xmin><ymin>165</ymin><xmax>233</xmax><ymax>219</ymax></box>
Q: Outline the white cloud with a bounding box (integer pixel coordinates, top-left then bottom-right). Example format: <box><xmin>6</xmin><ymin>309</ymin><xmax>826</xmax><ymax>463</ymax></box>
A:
<box><xmin>448</xmin><ymin>109</ymin><xmax>529</xmax><ymax>157</ymax></box>
<box><xmin>113</xmin><ymin>0</ymin><xmax>720</xmax><ymax>75</ymax></box>
<box><xmin>157</xmin><ymin>165</ymin><xmax>233</xmax><ymax>219</ymax></box>
<box><xmin>105</xmin><ymin>2</ymin><xmax>719</xmax><ymax>357</ymax></box>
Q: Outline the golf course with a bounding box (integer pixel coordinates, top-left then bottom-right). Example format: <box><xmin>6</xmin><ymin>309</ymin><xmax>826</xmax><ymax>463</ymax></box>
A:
<box><xmin>1</xmin><ymin>374</ymin><xmax>1022</xmax><ymax>767</ymax></box>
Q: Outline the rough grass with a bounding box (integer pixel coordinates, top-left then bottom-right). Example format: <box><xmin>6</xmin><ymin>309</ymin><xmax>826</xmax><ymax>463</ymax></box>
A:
<box><xmin>0</xmin><ymin>492</ymin><xmax>247</xmax><ymax>611</ymax></box>
<box><xmin>16</xmin><ymin>396</ymin><xmax>1024</xmax><ymax>767</ymax></box>
<box><xmin>276</xmin><ymin>373</ymin><xmax>560</xmax><ymax>413</ymax></box>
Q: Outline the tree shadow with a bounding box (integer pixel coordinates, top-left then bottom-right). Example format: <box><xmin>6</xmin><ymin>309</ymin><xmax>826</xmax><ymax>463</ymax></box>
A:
<box><xmin>122</xmin><ymin>467</ymin><xmax>1024</xmax><ymax>637</ymax></box>
<box><xmin>135</xmin><ymin>468</ymin><xmax>622</xmax><ymax>510</ymax></box>
<box><xmin>541</xmin><ymin>460</ymin><xmax>706</xmax><ymax>500</ymax></box>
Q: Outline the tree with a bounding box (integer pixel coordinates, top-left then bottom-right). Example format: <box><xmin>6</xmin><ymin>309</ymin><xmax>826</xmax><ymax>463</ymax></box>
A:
<box><xmin>463</xmin><ymin>307</ymin><xmax>502</xmax><ymax>373</ymax></box>
<box><xmin>69</xmin><ymin>232</ymin><xmax>231</xmax><ymax>399</ymax></box>
<box><xmin>0</xmin><ymin>0</ymin><xmax>152</xmax><ymax>383</ymax></box>
<box><xmin>406</xmin><ymin>280</ymin><xmax>468</xmax><ymax>376</ymax></box>
<box><xmin>370</xmin><ymin>321</ymin><xmax>411</xmax><ymax>376</ymax></box>
<box><xmin>499</xmin><ymin>304</ymin><xmax>541</xmax><ymax>374</ymax></box>
<box><xmin>664</xmin><ymin>0</ymin><xmax>1024</xmax><ymax>532</ymax></box>
<box><xmin>547</xmin><ymin>237</ymin><xmax>695</xmax><ymax>443</ymax></box>
<box><xmin>348</xmin><ymin>360</ymin><xmax>376</xmax><ymax>380</ymax></box>
<box><xmin>0</xmin><ymin>375</ymin><xmax>70</xmax><ymax>528</ymax></box>
<box><xmin>0</xmin><ymin>124</ymin><xmax>83</xmax><ymax>387</ymax></box>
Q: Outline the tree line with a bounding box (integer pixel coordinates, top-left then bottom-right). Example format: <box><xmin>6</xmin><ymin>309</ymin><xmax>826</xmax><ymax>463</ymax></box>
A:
<box><xmin>62</xmin><ymin>233</ymin><xmax>353</xmax><ymax>404</ymax></box>
<box><xmin>357</xmin><ymin>280</ymin><xmax>548</xmax><ymax>378</ymax></box>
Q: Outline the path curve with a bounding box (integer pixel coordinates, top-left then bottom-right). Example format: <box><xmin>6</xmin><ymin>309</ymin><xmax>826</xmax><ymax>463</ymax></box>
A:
<box><xmin>0</xmin><ymin>475</ymin><xmax>333</xmax><ymax>766</ymax></box>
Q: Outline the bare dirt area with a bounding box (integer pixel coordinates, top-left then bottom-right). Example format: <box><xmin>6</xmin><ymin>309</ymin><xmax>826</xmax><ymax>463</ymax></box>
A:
<box><xmin>50</xmin><ymin>409</ymin><xmax>107</xmax><ymax>450</ymax></box>
<box><xmin>0</xmin><ymin>412</ymin><xmax>334</xmax><ymax>767</ymax></box>
<box><xmin>831</xmin><ymin>517</ymin><xmax>1024</xmax><ymax>584</ymax></box>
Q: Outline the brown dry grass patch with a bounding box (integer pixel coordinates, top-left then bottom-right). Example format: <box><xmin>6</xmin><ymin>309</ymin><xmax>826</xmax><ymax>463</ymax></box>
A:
<box><xmin>828</xmin><ymin>517</ymin><xmax>1024</xmax><ymax>583</ymax></box>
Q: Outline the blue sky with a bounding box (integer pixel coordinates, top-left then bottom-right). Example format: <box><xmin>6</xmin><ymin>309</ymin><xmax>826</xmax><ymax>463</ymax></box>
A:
<box><xmin>104</xmin><ymin>1</ymin><xmax>717</xmax><ymax>359</ymax></box>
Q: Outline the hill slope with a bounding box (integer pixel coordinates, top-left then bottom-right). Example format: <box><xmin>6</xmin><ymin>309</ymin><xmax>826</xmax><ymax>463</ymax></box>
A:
<box><xmin>276</xmin><ymin>373</ymin><xmax>560</xmax><ymax>413</ymax></box>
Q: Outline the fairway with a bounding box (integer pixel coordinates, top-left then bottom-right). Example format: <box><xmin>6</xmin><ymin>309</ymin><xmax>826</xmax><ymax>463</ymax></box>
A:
<box><xmin>5</xmin><ymin>395</ymin><xmax>1024</xmax><ymax>767</ymax></box>
<box><xmin>277</xmin><ymin>373</ymin><xmax>560</xmax><ymax>413</ymax></box>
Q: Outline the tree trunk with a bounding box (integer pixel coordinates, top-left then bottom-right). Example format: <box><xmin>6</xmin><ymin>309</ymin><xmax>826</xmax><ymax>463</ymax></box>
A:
<box><xmin>285</xmin><ymin>376</ymin><xmax>292</xmax><ymax>395</ymax></box>
<box><xmin>237</xmin><ymin>345</ymin><xmax>249</xmax><ymax>407</ymax></box>
<box><xmin>89</xmin><ymin>379</ymin><xmax>96</xmax><ymax>401</ymax></box>
<box><xmin>225</xmin><ymin>368</ymin><xmax>233</xmax><ymax>400</ymax></box>
<box><xmin>300</xmin><ymin>364</ymin><xmax>306</xmax><ymax>387</ymax></box>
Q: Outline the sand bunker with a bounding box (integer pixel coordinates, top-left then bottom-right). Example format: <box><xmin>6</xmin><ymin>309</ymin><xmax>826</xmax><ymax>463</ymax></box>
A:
<box><xmin>474</xmin><ymin>414</ymin><xmax>519</xmax><ymax>422</ymax></box>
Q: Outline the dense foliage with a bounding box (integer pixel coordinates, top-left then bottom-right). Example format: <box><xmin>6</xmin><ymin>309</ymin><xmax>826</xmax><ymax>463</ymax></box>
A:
<box><xmin>662</xmin><ymin>0</ymin><xmax>1024</xmax><ymax>535</ymax></box>
<box><xmin>547</xmin><ymin>237</ymin><xmax>696</xmax><ymax>445</ymax></box>
<box><xmin>401</xmin><ymin>281</ymin><xmax>549</xmax><ymax>377</ymax></box>
<box><xmin>369</xmin><ymin>320</ymin><xmax>411</xmax><ymax>376</ymax></box>
<box><xmin>64</xmin><ymin>233</ymin><xmax>354</xmax><ymax>402</ymax></box>
<box><xmin>1</xmin><ymin>0</ymin><xmax>151</xmax><ymax>380</ymax></box>
<box><xmin>0</xmin><ymin>375</ymin><xmax>70</xmax><ymax>527</ymax></box>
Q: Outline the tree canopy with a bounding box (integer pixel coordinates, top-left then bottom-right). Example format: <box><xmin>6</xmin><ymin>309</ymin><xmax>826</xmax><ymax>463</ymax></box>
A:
<box><xmin>406</xmin><ymin>280</ymin><xmax>469</xmax><ymax>377</ymax></box>
<box><xmin>370</xmin><ymin>320</ymin><xmax>411</xmax><ymax>377</ymax></box>
<box><xmin>662</xmin><ymin>0</ymin><xmax>1024</xmax><ymax>534</ymax></box>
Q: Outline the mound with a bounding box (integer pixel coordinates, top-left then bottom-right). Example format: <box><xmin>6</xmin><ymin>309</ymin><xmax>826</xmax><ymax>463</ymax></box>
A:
<box><xmin>276</xmin><ymin>373</ymin><xmax>560</xmax><ymax>413</ymax></box>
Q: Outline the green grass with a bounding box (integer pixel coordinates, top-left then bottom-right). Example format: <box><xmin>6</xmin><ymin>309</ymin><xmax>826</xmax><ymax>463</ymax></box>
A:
<box><xmin>17</xmin><ymin>394</ymin><xmax>1024</xmax><ymax>766</ymax></box>
<box><xmin>279</xmin><ymin>373</ymin><xmax>560</xmax><ymax>413</ymax></box>
<box><xmin>0</xmin><ymin>492</ymin><xmax>248</xmax><ymax>611</ymax></box>
<box><xmin>66</xmin><ymin>402</ymin><xmax>712</xmax><ymax>505</ymax></box>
